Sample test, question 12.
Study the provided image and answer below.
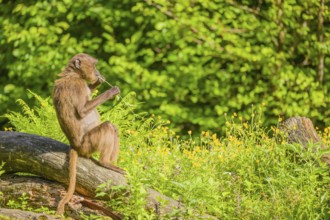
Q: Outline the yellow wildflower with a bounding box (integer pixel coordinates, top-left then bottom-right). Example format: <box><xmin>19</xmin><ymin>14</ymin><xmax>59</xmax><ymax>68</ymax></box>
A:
<box><xmin>243</xmin><ymin>123</ymin><xmax>248</xmax><ymax>129</ymax></box>
<box><xmin>195</xmin><ymin>146</ymin><xmax>202</xmax><ymax>153</ymax></box>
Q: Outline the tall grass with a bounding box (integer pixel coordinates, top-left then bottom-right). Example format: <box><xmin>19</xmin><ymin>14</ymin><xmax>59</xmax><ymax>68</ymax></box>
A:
<box><xmin>4</xmin><ymin>91</ymin><xmax>330</xmax><ymax>219</ymax></box>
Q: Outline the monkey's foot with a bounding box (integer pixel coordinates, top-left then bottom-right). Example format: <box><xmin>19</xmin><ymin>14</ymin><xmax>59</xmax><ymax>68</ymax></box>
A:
<box><xmin>92</xmin><ymin>159</ymin><xmax>126</xmax><ymax>175</ymax></box>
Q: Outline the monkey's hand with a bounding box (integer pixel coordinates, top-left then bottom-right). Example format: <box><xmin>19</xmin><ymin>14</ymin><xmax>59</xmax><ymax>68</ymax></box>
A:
<box><xmin>106</xmin><ymin>86</ymin><xmax>120</xmax><ymax>99</ymax></box>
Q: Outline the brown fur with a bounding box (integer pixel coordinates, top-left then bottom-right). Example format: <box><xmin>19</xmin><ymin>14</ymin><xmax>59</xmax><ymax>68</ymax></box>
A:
<box><xmin>53</xmin><ymin>53</ymin><xmax>123</xmax><ymax>215</ymax></box>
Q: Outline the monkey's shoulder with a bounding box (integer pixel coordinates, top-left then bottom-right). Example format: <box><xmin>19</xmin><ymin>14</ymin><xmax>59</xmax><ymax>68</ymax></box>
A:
<box><xmin>54</xmin><ymin>75</ymin><xmax>85</xmax><ymax>86</ymax></box>
<box><xmin>54</xmin><ymin>77</ymin><xmax>90</xmax><ymax>96</ymax></box>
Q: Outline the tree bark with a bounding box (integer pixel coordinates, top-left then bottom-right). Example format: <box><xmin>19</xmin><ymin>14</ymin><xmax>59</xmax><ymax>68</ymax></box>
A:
<box><xmin>0</xmin><ymin>174</ymin><xmax>119</xmax><ymax>219</ymax></box>
<box><xmin>0</xmin><ymin>131</ymin><xmax>181</xmax><ymax>215</ymax></box>
<box><xmin>0</xmin><ymin>208</ymin><xmax>60</xmax><ymax>220</ymax></box>
<box><xmin>279</xmin><ymin>117</ymin><xmax>330</xmax><ymax>165</ymax></box>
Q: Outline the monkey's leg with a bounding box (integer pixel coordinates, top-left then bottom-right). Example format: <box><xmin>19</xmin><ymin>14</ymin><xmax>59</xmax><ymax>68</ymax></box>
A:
<box><xmin>81</xmin><ymin>122</ymin><xmax>125</xmax><ymax>174</ymax></box>
<box><xmin>101</xmin><ymin>123</ymin><xmax>119</xmax><ymax>162</ymax></box>
<box><xmin>110</xmin><ymin>130</ymin><xmax>119</xmax><ymax>162</ymax></box>
<box><xmin>98</xmin><ymin>122</ymin><xmax>124</xmax><ymax>174</ymax></box>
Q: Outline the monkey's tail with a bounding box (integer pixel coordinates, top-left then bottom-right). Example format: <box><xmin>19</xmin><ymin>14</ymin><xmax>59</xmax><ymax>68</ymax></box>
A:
<box><xmin>56</xmin><ymin>149</ymin><xmax>78</xmax><ymax>215</ymax></box>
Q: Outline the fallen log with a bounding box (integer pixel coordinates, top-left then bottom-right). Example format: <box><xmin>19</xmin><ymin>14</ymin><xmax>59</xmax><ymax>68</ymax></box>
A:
<box><xmin>0</xmin><ymin>131</ymin><xmax>181</xmax><ymax>216</ymax></box>
<box><xmin>279</xmin><ymin>117</ymin><xmax>330</xmax><ymax>166</ymax></box>
<box><xmin>0</xmin><ymin>174</ymin><xmax>119</xmax><ymax>219</ymax></box>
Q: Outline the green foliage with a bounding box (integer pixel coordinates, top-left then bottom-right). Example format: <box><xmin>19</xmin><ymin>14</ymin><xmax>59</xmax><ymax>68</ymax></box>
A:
<box><xmin>0</xmin><ymin>216</ymin><xmax>14</xmax><ymax>220</ymax></box>
<box><xmin>0</xmin><ymin>162</ymin><xmax>4</xmax><ymax>207</ymax></box>
<box><xmin>117</xmin><ymin>113</ymin><xmax>330</xmax><ymax>219</ymax></box>
<box><xmin>1</xmin><ymin>0</ymin><xmax>329</xmax><ymax>132</ymax></box>
<box><xmin>4</xmin><ymin>90</ymin><xmax>66</xmax><ymax>142</ymax></box>
<box><xmin>78</xmin><ymin>212</ymin><xmax>111</xmax><ymax>220</ymax></box>
<box><xmin>5</xmin><ymin>191</ymin><xmax>55</xmax><ymax>214</ymax></box>
<box><xmin>6</xmin><ymin>193</ymin><xmax>29</xmax><ymax>211</ymax></box>
<box><xmin>0</xmin><ymin>162</ymin><xmax>5</xmax><ymax>177</ymax></box>
<box><xmin>96</xmin><ymin>173</ymin><xmax>156</xmax><ymax>219</ymax></box>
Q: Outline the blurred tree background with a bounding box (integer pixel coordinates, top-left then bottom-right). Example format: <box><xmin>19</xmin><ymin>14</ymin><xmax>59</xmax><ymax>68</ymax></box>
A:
<box><xmin>0</xmin><ymin>0</ymin><xmax>329</xmax><ymax>133</ymax></box>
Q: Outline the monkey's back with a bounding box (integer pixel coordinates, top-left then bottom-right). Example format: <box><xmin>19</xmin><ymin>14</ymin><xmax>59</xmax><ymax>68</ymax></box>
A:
<box><xmin>53</xmin><ymin>75</ymin><xmax>89</xmax><ymax>147</ymax></box>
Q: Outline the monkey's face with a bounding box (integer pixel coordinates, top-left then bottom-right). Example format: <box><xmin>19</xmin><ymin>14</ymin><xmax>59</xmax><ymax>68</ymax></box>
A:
<box><xmin>71</xmin><ymin>53</ymin><xmax>104</xmax><ymax>83</ymax></box>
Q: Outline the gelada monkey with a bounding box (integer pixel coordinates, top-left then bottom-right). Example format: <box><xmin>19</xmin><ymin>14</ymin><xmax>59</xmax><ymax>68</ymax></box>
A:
<box><xmin>53</xmin><ymin>53</ymin><xmax>124</xmax><ymax>214</ymax></box>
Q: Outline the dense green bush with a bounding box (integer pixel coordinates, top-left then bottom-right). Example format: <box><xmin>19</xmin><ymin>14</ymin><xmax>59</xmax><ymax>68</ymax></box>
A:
<box><xmin>1</xmin><ymin>0</ymin><xmax>329</xmax><ymax>132</ymax></box>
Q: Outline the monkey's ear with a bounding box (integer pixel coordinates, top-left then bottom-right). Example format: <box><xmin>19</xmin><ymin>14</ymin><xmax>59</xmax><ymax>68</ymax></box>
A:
<box><xmin>74</xmin><ymin>59</ymin><xmax>81</xmax><ymax>69</ymax></box>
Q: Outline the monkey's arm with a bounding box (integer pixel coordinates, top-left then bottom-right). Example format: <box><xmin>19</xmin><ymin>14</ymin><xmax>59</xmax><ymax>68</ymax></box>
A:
<box><xmin>76</xmin><ymin>87</ymin><xmax>120</xmax><ymax>118</ymax></box>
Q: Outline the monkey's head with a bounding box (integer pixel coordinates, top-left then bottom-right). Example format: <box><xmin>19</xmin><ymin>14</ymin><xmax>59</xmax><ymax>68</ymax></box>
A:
<box><xmin>69</xmin><ymin>53</ymin><xmax>105</xmax><ymax>83</ymax></box>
